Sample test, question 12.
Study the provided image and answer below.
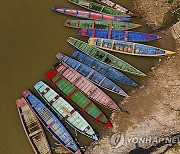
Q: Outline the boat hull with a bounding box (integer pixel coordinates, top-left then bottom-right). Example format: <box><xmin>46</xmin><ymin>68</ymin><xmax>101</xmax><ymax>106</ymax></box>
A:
<box><xmin>68</xmin><ymin>0</ymin><xmax>130</xmax><ymax>17</ymax></box>
<box><xmin>34</xmin><ymin>81</ymin><xmax>98</xmax><ymax>141</ymax></box>
<box><xmin>53</xmin><ymin>61</ymin><xmax>119</xmax><ymax>110</ymax></box>
<box><xmin>96</xmin><ymin>0</ymin><xmax>141</xmax><ymax>17</ymax></box>
<box><xmin>79</xmin><ymin>28</ymin><xmax>161</xmax><ymax>42</ymax></box>
<box><xmin>46</xmin><ymin>70</ymin><xmax>113</xmax><ymax>128</ymax></box>
<box><xmin>23</xmin><ymin>90</ymin><xmax>81</xmax><ymax>154</ymax></box>
<box><xmin>56</xmin><ymin>53</ymin><xmax>129</xmax><ymax>97</ymax></box>
<box><xmin>52</xmin><ymin>7</ymin><xmax>132</xmax><ymax>22</ymax></box>
<box><xmin>72</xmin><ymin>51</ymin><xmax>138</xmax><ymax>87</ymax></box>
<box><xmin>16</xmin><ymin>98</ymin><xmax>52</xmax><ymax>154</ymax></box>
<box><xmin>64</xmin><ymin>20</ymin><xmax>141</xmax><ymax>31</ymax></box>
<box><xmin>67</xmin><ymin>37</ymin><xmax>146</xmax><ymax>77</ymax></box>
<box><xmin>88</xmin><ymin>38</ymin><xmax>175</xmax><ymax>57</ymax></box>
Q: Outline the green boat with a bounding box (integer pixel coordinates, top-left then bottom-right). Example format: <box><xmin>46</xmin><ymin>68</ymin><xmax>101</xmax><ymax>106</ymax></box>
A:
<box><xmin>34</xmin><ymin>81</ymin><xmax>99</xmax><ymax>141</ymax></box>
<box><xmin>67</xmin><ymin>37</ymin><xmax>146</xmax><ymax>77</ymax></box>
<box><xmin>68</xmin><ymin>0</ymin><xmax>130</xmax><ymax>17</ymax></box>
<box><xmin>46</xmin><ymin>71</ymin><xmax>113</xmax><ymax>128</ymax></box>
<box><xmin>65</xmin><ymin>20</ymin><xmax>141</xmax><ymax>31</ymax></box>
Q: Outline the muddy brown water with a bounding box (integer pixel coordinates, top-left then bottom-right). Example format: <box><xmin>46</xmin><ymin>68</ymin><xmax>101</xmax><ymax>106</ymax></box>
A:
<box><xmin>0</xmin><ymin>0</ymin><xmax>176</xmax><ymax>153</ymax></box>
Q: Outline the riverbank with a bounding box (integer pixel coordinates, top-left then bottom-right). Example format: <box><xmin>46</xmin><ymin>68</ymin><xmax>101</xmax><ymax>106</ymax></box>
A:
<box><xmin>86</xmin><ymin>0</ymin><xmax>180</xmax><ymax>154</ymax></box>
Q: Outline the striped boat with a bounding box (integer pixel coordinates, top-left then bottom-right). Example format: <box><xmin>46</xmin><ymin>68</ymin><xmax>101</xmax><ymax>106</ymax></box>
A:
<box><xmin>46</xmin><ymin>70</ymin><xmax>113</xmax><ymax>127</ymax></box>
<box><xmin>53</xmin><ymin>61</ymin><xmax>119</xmax><ymax>110</ymax></box>
<box><xmin>68</xmin><ymin>0</ymin><xmax>130</xmax><ymax>17</ymax></box>
<box><xmin>16</xmin><ymin>98</ymin><xmax>52</xmax><ymax>154</ymax></box>
<box><xmin>72</xmin><ymin>51</ymin><xmax>138</xmax><ymax>87</ymax></box>
<box><xmin>64</xmin><ymin>20</ymin><xmax>141</xmax><ymax>31</ymax></box>
<box><xmin>96</xmin><ymin>0</ymin><xmax>141</xmax><ymax>17</ymax></box>
<box><xmin>23</xmin><ymin>90</ymin><xmax>81</xmax><ymax>154</ymax></box>
<box><xmin>78</xmin><ymin>28</ymin><xmax>161</xmax><ymax>42</ymax></box>
<box><xmin>52</xmin><ymin>7</ymin><xmax>132</xmax><ymax>22</ymax></box>
<box><xmin>67</xmin><ymin>37</ymin><xmax>146</xmax><ymax>77</ymax></box>
<box><xmin>34</xmin><ymin>81</ymin><xmax>98</xmax><ymax>141</ymax></box>
<box><xmin>56</xmin><ymin>53</ymin><xmax>129</xmax><ymax>97</ymax></box>
<box><xmin>88</xmin><ymin>38</ymin><xmax>175</xmax><ymax>57</ymax></box>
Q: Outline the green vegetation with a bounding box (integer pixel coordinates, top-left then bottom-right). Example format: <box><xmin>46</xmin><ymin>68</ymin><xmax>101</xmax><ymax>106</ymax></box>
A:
<box><xmin>167</xmin><ymin>0</ymin><xmax>174</xmax><ymax>4</ymax></box>
<box><xmin>173</xmin><ymin>144</ymin><xmax>180</xmax><ymax>151</ymax></box>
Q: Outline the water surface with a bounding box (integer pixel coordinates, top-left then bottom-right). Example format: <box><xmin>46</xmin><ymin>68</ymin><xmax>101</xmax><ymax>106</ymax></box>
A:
<box><xmin>0</xmin><ymin>0</ymin><xmax>175</xmax><ymax>153</ymax></box>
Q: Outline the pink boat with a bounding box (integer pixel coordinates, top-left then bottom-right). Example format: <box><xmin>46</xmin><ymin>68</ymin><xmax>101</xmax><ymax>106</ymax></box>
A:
<box><xmin>53</xmin><ymin>61</ymin><xmax>119</xmax><ymax>110</ymax></box>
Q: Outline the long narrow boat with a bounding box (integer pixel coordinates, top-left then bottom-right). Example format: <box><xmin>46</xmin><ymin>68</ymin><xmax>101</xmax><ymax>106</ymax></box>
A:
<box><xmin>68</xmin><ymin>0</ymin><xmax>130</xmax><ymax>17</ymax></box>
<box><xmin>23</xmin><ymin>90</ymin><xmax>81</xmax><ymax>154</ymax></box>
<box><xmin>88</xmin><ymin>38</ymin><xmax>175</xmax><ymax>57</ymax></box>
<box><xmin>45</xmin><ymin>71</ymin><xmax>113</xmax><ymax>128</ymax></box>
<box><xmin>78</xmin><ymin>29</ymin><xmax>161</xmax><ymax>42</ymax></box>
<box><xmin>67</xmin><ymin>37</ymin><xmax>146</xmax><ymax>77</ymax></box>
<box><xmin>96</xmin><ymin>0</ymin><xmax>141</xmax><ymax>17</ymax></box>
<box><xmin>56</xmin><ymin>53</ymin><xmax>128</xmax><ymax>97</ymax></box>
<box><xmin>52</xmin><ymin>62</ymin><xmax>119</xmax><ymax>110</ymax></box>
<box><xmin>72</xmin><ymin>51</ymin><xmax>138</xmax><ymax>87</ymax></box>
<box><xmin>52</xmin><ymin>7</ymin><xmax>132</xmax><ymax>22</ymax></box>
<box><xmin>64</xmin><ymin>20</ymin><xmax>141</xmax><ymax>31</ymax></box>
<box><xmin>34</xmin><ymin>81</ymin><xmax>98</xmax><ymax>141</ymax></box>
<box><xmin>16</xmin><ymin>98</ymin><xmax>52</xmax><ymax>154</ymax></box>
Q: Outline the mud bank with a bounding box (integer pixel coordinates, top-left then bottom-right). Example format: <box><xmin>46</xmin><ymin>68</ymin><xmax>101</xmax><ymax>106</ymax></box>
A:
<box><xmin>86</xmin><ymin>1</ymin><xmax>180</xmax><ymax>154</ymax></box>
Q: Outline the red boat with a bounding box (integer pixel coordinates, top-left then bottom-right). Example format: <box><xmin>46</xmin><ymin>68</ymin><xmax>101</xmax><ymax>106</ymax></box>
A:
<box><xmin>46</xmin><ymin>70</ymin><xmax>113</xmax><ymax>128</ymax></box>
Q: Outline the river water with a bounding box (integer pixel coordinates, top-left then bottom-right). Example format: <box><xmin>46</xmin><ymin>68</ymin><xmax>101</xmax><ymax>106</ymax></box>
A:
<box><xmin>0</xmin><ymin>0</ymin><xmax>175</xmax><ymax>153</ymax></box>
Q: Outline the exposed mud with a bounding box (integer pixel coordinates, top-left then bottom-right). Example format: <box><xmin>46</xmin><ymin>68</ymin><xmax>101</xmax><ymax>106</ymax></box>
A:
<box><xmin>85</xmin><ymin>0</ymin><xmax>180</xmax><ymax>154</ymax></box>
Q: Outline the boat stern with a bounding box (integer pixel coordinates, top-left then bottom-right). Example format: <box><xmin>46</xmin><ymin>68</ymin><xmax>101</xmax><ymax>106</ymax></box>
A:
<box><xmin>52</xmin><ymin>7</ymin><xmax>64</xmax><ymax>13</ymax></box>
<box><xmin>52</xmin><ymin>7</ymin><xmax>57</xmax><ymax>12</ymax></box>
<box><xmin>46</xmin><ymin>70</ymin><xmax>57</xmax><ymax>80</ymax></box>
<box><xmin>105</xmin><ymin>120</ymin><xmax>113</xmax><ymax>128</ymax></box>
<box><xmin>92</xmin><ymin>134</ymin><xmax>99</xmax><ymax>141</ymax></box>
<box><xmin>56</xmin><ymin>53</ymin><xmax>63</xmax><ymax>60</ymax></box>
<box><xmin>75</xmin><ymin>149</ymin><xmax>82</xmax><ymax>154</ymax></box>
<box><xmin>88</xmin><ymin>38</ymin><xmax>96</xmax><ymax>46</ymax></box>
<box><xmin>165</xmin><ymin>50</ymin><xmax>176</xmax><ymax>55</ymax></box>
<box><xmin>34</xmin><ymin>81</ymin><xmax>44</xmax><ymax>91</ymax></box>
<box><xmin>135</xmin><ymin>23</ymin><xmax>141</xmax><ymax>28</ymax></box>
<box><xmin>64</xmin><ymin>20</ymin><xmax>70</xmax><ymax>26</ymax></box>
<box><xmin>16</xmin><ymin>98</ymin><xmax>27</xmax><ymax>107</ymax></box>
<box><xmin>22</xmin><ymin>90</ymin><xmax>31</xmax><ymax>98</ymax></box>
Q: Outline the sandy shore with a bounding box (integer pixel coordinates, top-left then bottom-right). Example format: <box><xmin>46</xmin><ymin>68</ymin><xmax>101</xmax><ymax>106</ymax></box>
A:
<box><xmin>85</xmin><ymin>0</ymin><xmax>180</xmax><ymax>154</ymax></box>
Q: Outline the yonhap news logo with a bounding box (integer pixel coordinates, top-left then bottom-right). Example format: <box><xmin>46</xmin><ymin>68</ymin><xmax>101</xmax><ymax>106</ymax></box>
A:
<box><xmin>110</xmin><ymin>132</ymin><xmax>180</xmax><ymax>148</ymax></box>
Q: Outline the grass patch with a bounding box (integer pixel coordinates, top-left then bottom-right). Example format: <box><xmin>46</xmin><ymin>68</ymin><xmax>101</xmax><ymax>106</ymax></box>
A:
<box><xmin>167</xmin><ymin>0</ymin><xmax>174</xmax><ymax>4</ymax></box>
<box><xmin>173</xmin><ymin>144</ymin><xmax>180</xmax><ymax>151</ymax></box>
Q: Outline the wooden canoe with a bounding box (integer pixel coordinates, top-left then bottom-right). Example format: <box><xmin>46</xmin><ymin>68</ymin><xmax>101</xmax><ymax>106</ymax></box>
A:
<box><xmin>34</xmin><ymin>81</ymin><xmax>98</xmax><ymax>141</ymax></box>
<box><xmin>56</xmin><ymin>53</ymin><xmax>129</xmax><ymax>97</ymax></box>
<box><xmin>45</xmin><ymin>71</ymin><xmax>113</xmax><ymax>128</ymax></box>
<box><xmin>23</xmin><ymin>90</ymin><xmax>81</xmax><ymax>154</ymax></box>
<box><xmin>67</xmin><ymin>37</ymin><xmax>146</xmax><ymax>77</ymax></box>
<box><xmin>53</xmin><ymin>61</ymin><xmax>119</xmax><ymax>110</ymax></box>
<box><xmin>72</xmin><ymin>51</ymin><xmax>138</xmax><ymax>87</ymax></box>
<box><xmin>64</xmin><ymin>20</ymin><xmax>141</xmax><ymax>31</ymax></box>
<box><xmin>68</xmin><ymin>0</ymin><xmax>130</xmax><ymax>17</ymax></box>
<box><xmin>96</xmin><ymin>0</ymin><xmax>141</xmax><ymax>17</ymax></box>
<box><xmin>88</xmin><ymin>38</ymin><xmax>175</xmax><ymax>57</ymax></box>
<box><xmin>78</xmin><ymin>28</ymin><xmax>162</xmax><ymax>42</ymax></box>
<box><xmin>16</xmin><ymin>98</ymin><xmax>52</xmax><ymax>154</ymax></box>
<box><xmin>52</xmin><ymin>7</ymin><xmax>132</xmax><ymax>22</ymax></box>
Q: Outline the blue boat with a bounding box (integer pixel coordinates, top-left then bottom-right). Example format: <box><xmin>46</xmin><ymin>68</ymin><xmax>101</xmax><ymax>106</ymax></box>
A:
<box><xmin>72</xmin><ymin>51</ymin><xmax>138</xmax><ymax>87</ymax></box>
<box><xmin>78</xmin><ymin>28</ymin><xmax>161</xmax><ymax>42</ymax></box>
<box><xmin>23</xmin><ymin>90</ymin><xmax>81</xmax><ymax>154</ymax></box>
<box><xmin>56</xmin><ymin>53</ymin><xmax>129</xmax><ymax>97</ymax></box>
<box><xmin>88</xmin><ymin>38</ymin><xmax>175</xmax><ymax>57</ymax></box>
<box><xmin>52</xmin><ymin>7</ymin><xmax>132</xmax><ymax>22</ymax></box>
